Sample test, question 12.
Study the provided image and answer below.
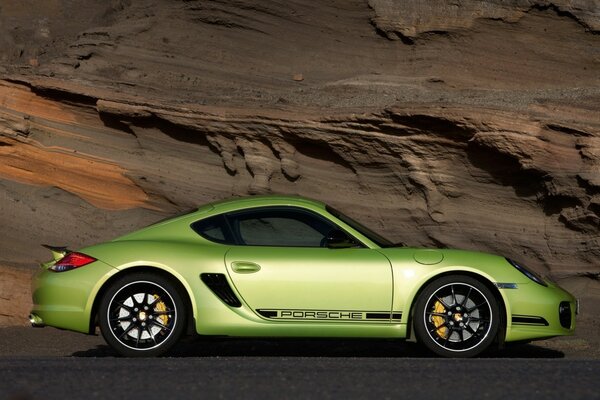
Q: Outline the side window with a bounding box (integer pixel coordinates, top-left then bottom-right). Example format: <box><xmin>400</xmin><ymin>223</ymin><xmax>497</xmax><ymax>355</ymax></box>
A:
<box><xmin>229</xmin><ymin>208</ymin><xmax>337</xmax><ymax>247</ymax></box>
<box><xmin>191</xmin><ymin>215</ymin><xmax>232</xmax><ymax>244</ymax></box>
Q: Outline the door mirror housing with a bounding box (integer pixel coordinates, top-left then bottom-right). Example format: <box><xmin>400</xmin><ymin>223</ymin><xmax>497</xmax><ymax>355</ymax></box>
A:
<box><xmin>324</xmin><ymin>229</ymin><xmax>355</xmax><ymax>249</ymax></box>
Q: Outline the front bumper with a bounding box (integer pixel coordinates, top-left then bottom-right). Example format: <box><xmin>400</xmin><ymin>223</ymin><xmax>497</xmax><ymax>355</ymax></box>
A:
<box><xmin>503</xmin><ymin>280</ymin><xmax>576</xmax><ymax>342</ymax></box>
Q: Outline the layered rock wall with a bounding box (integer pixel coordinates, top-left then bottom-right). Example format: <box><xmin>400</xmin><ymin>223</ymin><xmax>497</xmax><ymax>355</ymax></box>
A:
<box><xmin>0</xmin><ymin>0</ymin><xmax>599</xmax><ymax>325</ymax></box>
<box><xmin>1</xmin><ymin>77</ymin><xmax>599</xmax><ymax>277</ymax></box>
<box><xmin>369</xmin><ymin>0</ymin><xmax>600</xmax><ymax>40</ymax></box>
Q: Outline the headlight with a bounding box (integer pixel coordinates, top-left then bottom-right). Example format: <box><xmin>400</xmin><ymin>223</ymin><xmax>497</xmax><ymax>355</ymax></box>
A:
<box><xmin>506</xmin><ymin>258</ymin><xmax>547</xmax><ymax>287</ymax></box>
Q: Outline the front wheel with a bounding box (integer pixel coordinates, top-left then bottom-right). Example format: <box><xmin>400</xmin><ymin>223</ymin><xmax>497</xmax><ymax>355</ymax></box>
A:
<box><xmin>414</xmin><ymin>275</ymin><xmax>500</xmax><ymax>358</ymax></box>
<box><xmin>99</xmin><ymin>272</ymin><xmax>186</xmax><ymax>357</ymax></box>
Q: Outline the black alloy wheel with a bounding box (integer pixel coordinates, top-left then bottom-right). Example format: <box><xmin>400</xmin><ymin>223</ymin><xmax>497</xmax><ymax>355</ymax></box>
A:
<box><xmin>99</xmin><ymin>272</ymin><xmax>186</xmax><ymax>357</ymax></box>
<box><xmin>414</xmin><ymin>275</ymin><xmax>500</xmax><ymax>358</ymax></box>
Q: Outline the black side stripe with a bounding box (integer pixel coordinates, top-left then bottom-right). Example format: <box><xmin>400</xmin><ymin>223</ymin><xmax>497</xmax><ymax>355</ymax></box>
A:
<box><xmin>365</xmin><ymin>313</ymin><xmax>403</xmax><ymax>320</ymax></box>
<box><xmin>366</xmin><ymin>313</ymin><xmax>389</xmax><ymax>319</ymax></box>
<box><xmin>256</xmin><ymin>309</ymin><xmax>402</xmax><ymax>321</ymax></box>
<box><xmin>512</xmin><ymin>315</ymin><xmax>549</xmax><ymax>326</ymax></box>
<box><xmin>257</xmin><ymin>310</ymin><xmax>277</xmax><ymax>318</ymax></box>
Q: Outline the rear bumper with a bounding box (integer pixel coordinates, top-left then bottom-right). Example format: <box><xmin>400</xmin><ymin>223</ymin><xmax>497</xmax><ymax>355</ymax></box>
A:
<box><xmin>30</xmin><ymin>260</ymin><xmax>117</xmax><ymax>334</ymax></box>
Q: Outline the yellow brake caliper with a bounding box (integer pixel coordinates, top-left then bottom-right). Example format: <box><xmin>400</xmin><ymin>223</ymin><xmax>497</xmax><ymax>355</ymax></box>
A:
<box><xmin>153</xmin><ymin>295</ymin><xmax>169</xmax><ymax>327</ymax></box>
<box><xmin>431</xmin><ymin>300</ymin><xmax>448</xmax><ymax>339</ymax></box>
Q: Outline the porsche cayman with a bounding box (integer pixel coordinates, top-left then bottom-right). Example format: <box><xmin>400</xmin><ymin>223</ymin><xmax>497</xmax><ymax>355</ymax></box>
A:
<box><xmin>30</xmin><ymin>195</ymin><xmax>577</xmax><ymax>357</ymax></box>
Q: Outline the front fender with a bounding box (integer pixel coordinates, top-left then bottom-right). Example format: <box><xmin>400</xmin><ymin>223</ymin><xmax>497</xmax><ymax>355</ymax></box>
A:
<box><xmin>382</xmin><ymin>248</ymin><xmax>528</xmax><ymax>331</ymax></box>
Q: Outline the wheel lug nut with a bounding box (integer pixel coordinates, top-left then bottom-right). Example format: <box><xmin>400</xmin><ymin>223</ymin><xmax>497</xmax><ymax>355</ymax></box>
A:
<box><xmin>447</xmin><ymin>311</ymin><xmax>452</xmax><ymax>316</ymax></box>
<box><xmin>460</xmin><ymin>322</ymin><xmax>464</xmax><ymax>327</ymax></box>
<box><xmin>134</xmin><ymin>308</ymin><xmax>138</xmax><ymax>312</ymax></box>
<box><xmin>449</xmin><ymin>321</ymin><xmax>454</xmax><ymax>325</ymax></box>
<box><xmin>141</xmin><ymin>322</ymin><xmax>146</xmax><ymax>327</ymax></box>
<box><xmin>144</xmin><ymin>306</ymin><xmax>148</xmax><ymax>310</ymax></box>
<box><xmin>133</xmin><ymin>318</ymin><xmax>137</xmax><ymax>322</ymax></box>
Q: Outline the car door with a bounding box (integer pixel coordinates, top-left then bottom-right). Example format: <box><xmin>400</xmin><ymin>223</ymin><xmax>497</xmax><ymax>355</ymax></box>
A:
<box><xmin>222</xmin><ymin>207</ymin><xmax>393</xmax><ymax>323</ymax></box>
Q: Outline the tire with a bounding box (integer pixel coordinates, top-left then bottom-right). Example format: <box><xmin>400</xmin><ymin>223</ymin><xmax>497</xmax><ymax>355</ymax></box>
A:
<box><xmin>414</xmin><ymin>275</ymin><xmax>500</xmax><ymax>358</ymax></box>
<box><xmin>99</xmin><ymin>272</ymin><xmax>186</xmax><ymax>357</ymax></box>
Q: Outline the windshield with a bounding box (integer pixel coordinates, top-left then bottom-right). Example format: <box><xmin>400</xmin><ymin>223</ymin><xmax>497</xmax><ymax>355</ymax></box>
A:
<box><xmin>326</xmin><ymin>206</ymin><xmax>397</xmax><ymax>248</ymax></box>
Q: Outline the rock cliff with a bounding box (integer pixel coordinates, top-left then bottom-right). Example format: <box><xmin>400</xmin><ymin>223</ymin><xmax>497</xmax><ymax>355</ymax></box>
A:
<box><xmin>0</xmin><ymin>0</ymin><xmax>599</xmax><ymax>327</ymax></box>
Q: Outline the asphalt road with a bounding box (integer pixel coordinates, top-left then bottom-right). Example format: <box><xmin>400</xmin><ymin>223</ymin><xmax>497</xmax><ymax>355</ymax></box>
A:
<box><xmin>1</xmin><ymin>327</ymin><xmax>599</xmax><ymax>400</ymax></box>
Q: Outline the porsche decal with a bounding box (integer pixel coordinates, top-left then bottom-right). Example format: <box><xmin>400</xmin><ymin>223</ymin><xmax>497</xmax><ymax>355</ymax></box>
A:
<box><xmin>257</xmin><ymin>309</ymin><xmax>402</xmax><ymax>321</ymax></box>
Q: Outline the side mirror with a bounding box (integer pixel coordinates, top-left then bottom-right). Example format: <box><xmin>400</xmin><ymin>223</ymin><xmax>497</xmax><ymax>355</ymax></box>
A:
<box><xmin>325</xmin><ymin>229</ymin><xmax>355</xmax><ymax>249</ymax></box>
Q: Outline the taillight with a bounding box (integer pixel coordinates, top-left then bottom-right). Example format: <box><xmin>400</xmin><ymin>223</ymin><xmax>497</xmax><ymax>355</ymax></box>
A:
<box><xmin>49</xmin><ymin>252</ymin><xmax>96</xmax><ymax>272</ymax></box>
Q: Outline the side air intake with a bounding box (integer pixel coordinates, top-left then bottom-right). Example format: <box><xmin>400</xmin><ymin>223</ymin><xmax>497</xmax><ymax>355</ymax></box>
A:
<box><xmin>200</xmin><ymin>273</ymin><xmax>242</xmax><ymax>307</ymax></box>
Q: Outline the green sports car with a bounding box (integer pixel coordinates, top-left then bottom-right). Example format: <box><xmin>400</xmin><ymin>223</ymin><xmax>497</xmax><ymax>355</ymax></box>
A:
<box><xmin>30</xmin><ymin>195</ymin><xmax>576</xmax><ymax>357</ymax></box>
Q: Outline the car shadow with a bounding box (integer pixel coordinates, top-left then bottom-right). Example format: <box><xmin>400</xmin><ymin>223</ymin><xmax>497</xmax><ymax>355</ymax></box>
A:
<box><xmin>71</xmin><ymin>337</ymin><xmax>565</xmax><ymax>358</ymax></box>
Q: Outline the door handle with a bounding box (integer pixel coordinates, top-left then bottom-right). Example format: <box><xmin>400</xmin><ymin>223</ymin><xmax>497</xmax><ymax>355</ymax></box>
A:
<box><xmin>231</xmin><ymin>261</ymin><xmax>261</xmax><ymax>274</ymax></box>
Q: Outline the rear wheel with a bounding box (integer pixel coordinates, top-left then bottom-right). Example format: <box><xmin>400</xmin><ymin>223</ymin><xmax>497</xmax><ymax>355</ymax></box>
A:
<box><xmin>414</xmin><ymin>275</ymin><xmax>500</xmax><ymax>358</ymax></box>
<box><xmin>99</xmin><ymin>272</ymin><xmax>186</xmax><ymax>357</ymax></box>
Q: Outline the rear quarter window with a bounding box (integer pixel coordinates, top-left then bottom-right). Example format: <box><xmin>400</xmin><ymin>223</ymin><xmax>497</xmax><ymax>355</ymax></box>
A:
<box><xmin>191</xmin><ymin>215</ymin><xmax>232</xmax><ymax>244</ymax></box>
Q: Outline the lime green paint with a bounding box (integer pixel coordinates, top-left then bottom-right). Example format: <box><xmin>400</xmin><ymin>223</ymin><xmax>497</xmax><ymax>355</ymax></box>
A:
<box><xmin>31</xmin><ymin>259</ymin><xmax>119</xmax><ymax>333</ymax></box>
<box><xmin>413</xmin><ymin>249</ymin><xmax>444</xmax><ymax>265</ymax></box>
<box><xmin>225</xmin><ymin>247</ymin><xmax>392</xmax><ymax>312</ymax></box>
<box><xmin>31</xmin><ymin>195</ymin><xmax>576</xmax><ymax>345</ymax></box>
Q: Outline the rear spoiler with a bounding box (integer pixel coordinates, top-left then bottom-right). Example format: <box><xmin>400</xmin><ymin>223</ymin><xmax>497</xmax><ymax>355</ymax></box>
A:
<box><xmin>42</xmin><ymin>244</ymin><xmax>69</xmax><ymax>261</ymax></box>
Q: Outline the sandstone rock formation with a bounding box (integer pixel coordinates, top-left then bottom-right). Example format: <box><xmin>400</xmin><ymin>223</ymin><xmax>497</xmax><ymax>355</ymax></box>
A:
<box><xmin>0</xmin><ymin>0</ymin><xmax>599</xmax><ymax>328</ymax></box>
<box><xmin>369</xmin><ymin>0</ymin><xmax>600</xmax><ymax>40</ymax></box>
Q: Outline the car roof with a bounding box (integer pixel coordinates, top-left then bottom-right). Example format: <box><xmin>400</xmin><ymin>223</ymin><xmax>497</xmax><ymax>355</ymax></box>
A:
<box><xmin>112</xmin><ymin>195</ymin><xmax>328</xmax><ymax>243</ymax></box>
<box><xmin>202</xmin><ymin>195</ymin><xmax>326</xmax><ymax>214</ymax></box>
